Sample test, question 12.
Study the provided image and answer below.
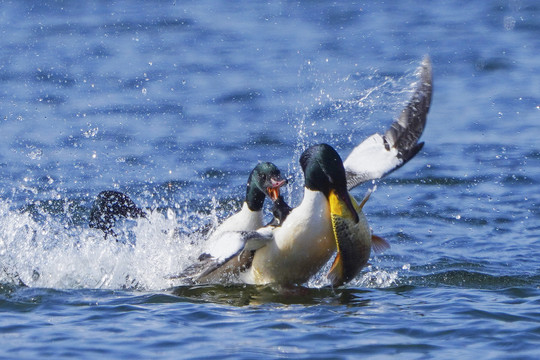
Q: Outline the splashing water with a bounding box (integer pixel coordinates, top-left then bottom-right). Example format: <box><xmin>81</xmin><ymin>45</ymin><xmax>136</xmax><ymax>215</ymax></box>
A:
<box><xmin>0</xmin><ymin>194</ymin><xmax>402</xmax><ymax>291</ymax></box>
<box><xmin>0</xmin><ymin>200</ymin><xmax>202</xmax><ymax>290</ymax></box>
<box><xmin>0</xmin><ymin>64</ymin><xmax>419</xmax><ymax>292</ymax></box>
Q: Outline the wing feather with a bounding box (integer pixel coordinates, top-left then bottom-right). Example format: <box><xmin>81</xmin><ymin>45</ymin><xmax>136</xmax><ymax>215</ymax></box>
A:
<box><xmin>175</xmin><ymin>230</ymin><xmax>272</xmax><ymax>283</ymax></box>
<box><xmin>344</xmin><ymin>56</ymin><xmax>432</xmax><ymax>190</ymax></box>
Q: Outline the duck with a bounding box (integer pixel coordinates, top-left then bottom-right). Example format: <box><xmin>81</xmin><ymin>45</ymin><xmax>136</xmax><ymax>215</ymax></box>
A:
<box><xmin>207</xmin><ymin>162</ymin><xmax>288</xmax><ymax>238</ymax></box>
<box><xmin>89</xmin><ymin>190</ymin><xmax>146</xmax><ymax>239</ymax></box>
<box><xmin>240</xmin><ymin>143</ymin><xmax>370</xmax><ymax>286</ymax></box>
<box><xmin>183</xmin><ymin>56</ymin><xmax>432</xmax><ymax>286</ymax></box>
<box><xmin>175</xmin><ymin>162</ymin><xmax>288</xmax><ymax>281</ymax></box>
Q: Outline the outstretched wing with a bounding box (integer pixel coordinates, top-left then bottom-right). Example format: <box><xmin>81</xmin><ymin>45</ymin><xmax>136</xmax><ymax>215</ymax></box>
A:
<box><xmin>344</xmin><ymin>56</ymin><xmax>433</xmax><ymax>190</ymax></box>
<box><xmin>176</xmin><ymin>230</ymin><xmax>273</xmax><ymax>283</ymax></box>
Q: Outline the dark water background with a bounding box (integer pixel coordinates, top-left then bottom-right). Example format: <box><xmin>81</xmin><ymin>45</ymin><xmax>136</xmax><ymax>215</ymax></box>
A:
<box><xmin>1</xmin><ymin>0</ymin><xmax>539</xmax><ymax>358</ymax></box>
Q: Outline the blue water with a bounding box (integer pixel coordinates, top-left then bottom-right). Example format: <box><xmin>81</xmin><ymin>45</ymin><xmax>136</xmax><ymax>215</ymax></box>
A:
<box><xmin>1</xmin><ymin>0</ymin><xmax>539</xmax><ymax>358</ymax></box>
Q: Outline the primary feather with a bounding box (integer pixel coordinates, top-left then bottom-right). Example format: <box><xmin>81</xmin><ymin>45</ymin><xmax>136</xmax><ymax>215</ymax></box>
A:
<box><xmin>344</xmin><ymin>56</ymin><xmax>432</xmax><ymax>190</ymax></box>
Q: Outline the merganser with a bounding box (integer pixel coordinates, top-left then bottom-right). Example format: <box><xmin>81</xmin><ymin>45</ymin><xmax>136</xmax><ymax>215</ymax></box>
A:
<box><xmin>183</xmin><ymin>56</ymin><xmax>432</xmax><ymax>286</ymax></box>
<box><xmin>173</xmin><ymin>162</ymin><xmax>288</xmax><ymax>282</ymax></box>
<box><xmin>89</xmin><ymin>190</ymin><xmax>146</xmax><ymax>239</ymax></box>
<box><xmin>207</xmin><ymin>162</ymin><xmax>288</xmax><ymax>238</ymax></box>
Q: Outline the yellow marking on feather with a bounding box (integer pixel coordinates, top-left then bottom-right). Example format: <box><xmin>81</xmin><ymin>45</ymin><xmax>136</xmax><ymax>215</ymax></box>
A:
<box><xmin>331</xmin><ymin>216</ymin><xmax>340</xmax><ymax>252</ymax></box>
<box><xmin>328</xmin><ymin>189</ymin><xmax>373</xmax><ymax>286</ymax></box>
<box><xmin>329</xmin><ymin>190</ymin><xmax>346</xmax><ymax>253</ymax></box>
<box><xmin>328</xmin><ymin>191</ymin><xmax>346</xmax><ymax>283</ymax></box>
<box><xmin>328</xmin><ymin>251</ymin><xmax>343</xmax><ymax>283</ymax></box>
<box><xmin>328</xmin><ymin>189</ymin><xmax>360</xmax><ymax>252</ymax></box>
<box><xmin>328</xmin><ymin>189</ymin><xmax>357</xmax><ymax>220</ymax></box>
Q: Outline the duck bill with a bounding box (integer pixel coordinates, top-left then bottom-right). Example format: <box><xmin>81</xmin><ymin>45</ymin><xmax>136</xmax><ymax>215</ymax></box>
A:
<box><xmin>267</xmin><ymin>178</ymin><xmax>288</xmax><ymax>201</ymax></box>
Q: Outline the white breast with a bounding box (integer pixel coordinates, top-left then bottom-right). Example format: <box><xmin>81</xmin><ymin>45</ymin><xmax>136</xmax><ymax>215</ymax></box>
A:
<box><xmin>244</xmin><ymin>189</ymin><xmax>336</xmax><ymax>285</ymax></box>
<box><xmin>204</xmin><ymin>202</ymin><xmax>263</xmax><ymax>256</ymax></box>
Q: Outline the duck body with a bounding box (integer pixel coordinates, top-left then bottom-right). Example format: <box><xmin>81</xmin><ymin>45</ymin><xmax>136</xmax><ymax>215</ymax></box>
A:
<box><xmin>89</xmin><ymin>190</ymin><xmax>146</xmax><ymax>239</ymax></box>
<box><xmin>177</xmin><ymin>162</ymin><xmax>288</xmax><ymax>282</ymax></box>
<box><xmin>208</xmin><ymin>202</ymin><xmax>263</xmax><ymax>239</ymax></box>
<box><xmin>327</xmin><ymin>192</ymin><xmax>373</xmax><ymax>286</ymax></box>
<box><xmin>200</xmin><ymin>201</ymin><xmax>264</xmax><ymax>266</ymax></box>
<box><xmin>241</xmin><ymin>189</ymin><xmax>335</xmax><ymax>285</ymax></box>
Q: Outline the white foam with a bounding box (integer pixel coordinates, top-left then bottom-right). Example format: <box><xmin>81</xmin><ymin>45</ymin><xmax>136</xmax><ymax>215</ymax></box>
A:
<box><xmin>0</xmin><ymin>200</ymin><xmax>206</xmax><ymax>290</ymax></box>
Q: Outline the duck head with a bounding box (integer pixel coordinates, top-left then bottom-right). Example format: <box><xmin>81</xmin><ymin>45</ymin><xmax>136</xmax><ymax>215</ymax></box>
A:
<box><xmin>89</xmin><ymin>190</ymin><xmax>146</xmax><ymax>238</ymax></box>
<box><xmin>300</xmin><ymin>144</ymin><xmax>359</xmax><ymax>223</ymax></box>
<box><xmin>245</xmin><ymin>162</ymin><xmax>288</xmax><ymax>211</ymax></box>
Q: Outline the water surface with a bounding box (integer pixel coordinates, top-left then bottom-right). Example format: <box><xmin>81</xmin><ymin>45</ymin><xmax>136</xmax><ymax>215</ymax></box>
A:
<box><xmin>1</xmin><ymin>0</ymin><xmax>539</xmax><ymax>358</ymax></box>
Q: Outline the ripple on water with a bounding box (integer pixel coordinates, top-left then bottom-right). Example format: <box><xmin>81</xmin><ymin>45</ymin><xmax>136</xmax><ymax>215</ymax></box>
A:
<box><xmin>0</xmin><ymin>0</ymin><xmax>539</xmax><ymax>358</ymax></box>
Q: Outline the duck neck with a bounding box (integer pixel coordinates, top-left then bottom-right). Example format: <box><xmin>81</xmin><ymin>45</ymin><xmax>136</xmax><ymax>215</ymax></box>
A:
<box><xmin>245</xmin><ymin>180</ymin><xmax>265</xmax><ymax>211</ymax></box>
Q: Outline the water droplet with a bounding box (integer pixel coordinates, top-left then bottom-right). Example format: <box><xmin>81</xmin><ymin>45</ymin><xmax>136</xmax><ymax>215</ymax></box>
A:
<box><xmin>28</xmin><ymin>148</ymin><xmax>43</xmax><ymax>160</ymax></box>
<box><xmin>503</xmin><ymin>16</ymin><xmax>516</xmax><ymax>30</ymax></box>
<box><xmin>83</xmin><ymin>127</ymin><xmax>99</xmax><ymax>138</ymax></box>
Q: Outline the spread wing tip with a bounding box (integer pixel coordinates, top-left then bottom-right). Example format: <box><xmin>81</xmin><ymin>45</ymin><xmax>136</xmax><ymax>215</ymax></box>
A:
<box><xmin>385</xmin><ymin>56</ymin><xmax>432</xmax><ymax>156</ymax></box>
<box><xmin>344</xmin><ymin>57</ymin><xmax>432</xmax><ymax>189</ymax></box>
